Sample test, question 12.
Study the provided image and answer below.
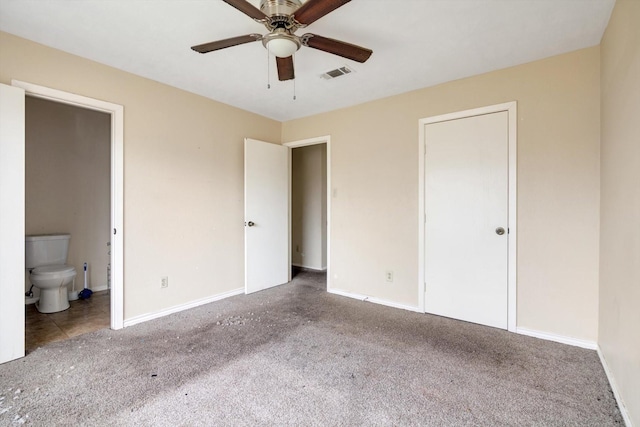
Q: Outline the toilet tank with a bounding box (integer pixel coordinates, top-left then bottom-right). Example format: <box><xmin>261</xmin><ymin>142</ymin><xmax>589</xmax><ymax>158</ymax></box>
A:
<box><xmin>25</xmin><ymin>234</ymin><xmax>71</xmax><ymax>269</ymax></box>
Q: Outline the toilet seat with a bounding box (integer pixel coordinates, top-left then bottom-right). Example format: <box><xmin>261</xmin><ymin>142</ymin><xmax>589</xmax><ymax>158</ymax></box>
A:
<box><xmin>32</xmin><ymin>264</ymin><xmax>76</xmax><ymax>276</ymax></box>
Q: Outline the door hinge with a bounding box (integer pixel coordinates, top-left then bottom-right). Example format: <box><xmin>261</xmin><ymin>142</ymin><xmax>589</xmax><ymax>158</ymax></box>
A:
<box><xmin>113</xmin><ymin>228</ymin><xmax>117</xmax><ymax>235</ymax></box>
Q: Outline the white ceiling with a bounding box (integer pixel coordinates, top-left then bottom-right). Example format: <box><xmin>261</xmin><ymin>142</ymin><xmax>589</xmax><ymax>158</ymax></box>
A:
<box><xmin>0</xmin><ymin>0</ymin><xmax>615</xmax><ymax>121</ymax></box>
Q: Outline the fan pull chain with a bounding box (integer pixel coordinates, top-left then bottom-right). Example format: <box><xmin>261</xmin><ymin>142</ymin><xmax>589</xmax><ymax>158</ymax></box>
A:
<box><xmin>267</xmin><ymin>47</ymin><xmax>271</xmax><ymax>89</ymax></box>
<box><xmin>293</xmin><ymin>54</ymin><xmax>297</xmax><ymax>100</ymax></box>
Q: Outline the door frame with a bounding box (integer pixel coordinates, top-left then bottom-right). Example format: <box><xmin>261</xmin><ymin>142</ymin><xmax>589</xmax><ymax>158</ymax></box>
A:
<box><xmin>12</xmin><ymin>80</ymin><xmax>125</xmax><ymax>330</ymax></box>
<box><xmin>418</xmin><ymin>102</ymin><xmax>517</xmax><ymax>332</ymax></box>
<box><xmin>283</xmin><ymin>136</ymin><xmax>331</xmax><ymax>287</ymax></box>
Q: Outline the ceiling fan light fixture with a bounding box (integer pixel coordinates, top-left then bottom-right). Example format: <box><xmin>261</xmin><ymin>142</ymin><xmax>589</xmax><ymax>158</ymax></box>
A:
<box><xmin>262</xmin><ymin>30</ymin><xmax>301</xmax><ymax>58</ymax></box>
<box><xmin>267</xmin><ymin>38</ymin><xmax>299</xmax><ymax>57</ymax></box>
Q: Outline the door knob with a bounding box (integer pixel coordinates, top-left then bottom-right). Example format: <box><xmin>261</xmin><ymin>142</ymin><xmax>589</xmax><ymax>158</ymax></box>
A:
<box><xmin>246</xmin><ymin>221</ymin><xmax>255</xmax><ymax>227</ymax></box>
<box><xmin>495</xmin><ymin>227</ymin><xmax>505</xmax><ymax>235</ymax></box>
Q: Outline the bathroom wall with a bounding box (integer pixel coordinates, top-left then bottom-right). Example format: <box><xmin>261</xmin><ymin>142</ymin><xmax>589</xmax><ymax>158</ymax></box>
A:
<box><xmin>25</xmin><ymin>96</ymin><xmax>111</xmax><ymax>293</ymax></box>
<box><xmin>291</xmin><ymin>144</ymin><xmax>327</xmax><ymax>270</ymax></box>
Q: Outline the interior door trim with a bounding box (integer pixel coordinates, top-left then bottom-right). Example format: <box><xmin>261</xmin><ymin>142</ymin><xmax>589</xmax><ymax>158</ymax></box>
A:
<box><xmin>12</xmin><ymin>80</ymin><xmax>125</xmax><ymax>330</ymax></box>
<box><xmin>418</xmin><ymin>102</ymin><xmax>517</xmax><ymax>332</ymax></box>
<box><xmin>283</xmin><ymin>136</ymin><xmax>331</xmax><ymax>289</ymax></box>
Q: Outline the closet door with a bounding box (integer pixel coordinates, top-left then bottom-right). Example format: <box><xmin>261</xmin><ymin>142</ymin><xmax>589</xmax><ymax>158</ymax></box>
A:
<box><xmin>424</xmin><ymin>111</ymin><xmax>509</xmax><ymax>329</ymax></box>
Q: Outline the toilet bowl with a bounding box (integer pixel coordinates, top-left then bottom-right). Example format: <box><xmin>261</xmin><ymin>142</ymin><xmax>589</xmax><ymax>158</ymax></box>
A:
<box><xmin>25</xmin><ymin>234</ymin><xmax>77</xmax><ymax>314</ymax></box>
<box><xmin>30</xmin><ymin>265</ymin><xmax>76</xmax><ymax>313</ymax></box>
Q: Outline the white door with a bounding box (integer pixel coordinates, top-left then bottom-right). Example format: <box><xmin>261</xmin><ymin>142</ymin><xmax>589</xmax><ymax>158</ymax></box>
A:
<box><xmin>244</xmin><ymin>138</ymin><xmax>290</xmax><ymax>294</ymax></box>
<box><xmin>0</xmin><ymin>83</ymin><xmax>25</xmax><ymax>364</ymax></box>
<box><xmin>424</xmin><ymin>111</ymin><xmax>508</xmax><ymax>329</ymax></box>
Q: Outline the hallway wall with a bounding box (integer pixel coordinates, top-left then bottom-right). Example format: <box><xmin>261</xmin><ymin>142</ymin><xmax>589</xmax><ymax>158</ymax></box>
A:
<box><xmin>291</xmin><ymin>144</ymin><xmax>327</xmax><ymax>270</ymax></box>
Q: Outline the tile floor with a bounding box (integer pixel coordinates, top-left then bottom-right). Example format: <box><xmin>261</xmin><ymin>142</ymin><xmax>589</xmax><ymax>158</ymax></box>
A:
<box><xmin>25</xmin><ymin>290</ymin><xmax>110</xmax><ymax>352</ymax></box>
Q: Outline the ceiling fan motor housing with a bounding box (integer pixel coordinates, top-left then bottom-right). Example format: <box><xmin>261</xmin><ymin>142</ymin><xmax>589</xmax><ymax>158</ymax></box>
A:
<box><xmin>260</xmin><ymin>0</ymin><xmax>302</xmax><ymax>19</ymax></box>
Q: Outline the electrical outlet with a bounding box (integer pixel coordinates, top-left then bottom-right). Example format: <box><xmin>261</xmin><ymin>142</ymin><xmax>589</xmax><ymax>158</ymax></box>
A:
<box><xmin>386</xmin><ymin>271</ymin><xmax>394</xmax><ymax>283</ymax></box>
<box><xmin>161</xmin><ymin>276</ymin><xmax>169</xmax><ymax>289</ymax></box>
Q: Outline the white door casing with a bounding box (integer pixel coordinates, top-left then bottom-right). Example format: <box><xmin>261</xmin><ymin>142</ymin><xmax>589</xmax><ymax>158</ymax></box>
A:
<box><xmin>11</xmin><ymin>80</ymin><xmax>125</xmax><ymax>330</ymax></box>
<box><xmin>244</xmin><ymin>138</ymin><xmax>290</xmax><ymax>294</ymax></box>
<box><xmin>0</xmin><ymin>83</ymin><xmax>26</xmax><ymax>364</ymax></box>
<box><xmin>418</xmin><ymin>102</ymin><xmax>517</xmax><ymax>331</ymax></box>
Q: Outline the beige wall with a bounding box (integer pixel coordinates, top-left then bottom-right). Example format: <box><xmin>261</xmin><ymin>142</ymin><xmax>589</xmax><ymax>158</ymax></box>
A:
<box><xmin>25</xmin><ymin>97</ymin><xmax>111</xmax><ymax>293</ymax></box>
<box><xmin>0</xmin><ymin>31</ymin><xmax>281</xmax><ymax>319</ymax></box>
<box><xmin>283</xmin><ymin>47</ymin><xmax>601</xmax><ymax>342</ymax></box>
<box><xmin>0</xmin><ymin>31</ymin><xmax>607</xmax><ymax>345</ymax></box>
<box><xmin>291</xmin><ymin>144</ymin><xmax>327</xmax><ymax>270</ymax></box>
<box><xmin>599</xmin><ymin>0</ymin><xmax>640</xmax><ymax>424</ymax></box>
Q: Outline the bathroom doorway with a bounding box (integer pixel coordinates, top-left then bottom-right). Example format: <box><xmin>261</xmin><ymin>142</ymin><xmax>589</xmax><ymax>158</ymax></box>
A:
<box><xmin>16</xmin><ymin>81</ymin><xmax>124</xmax><ymax>331</ymax></box>
<box><xmin>24</xmin><ymin>96</ymin><xmax>112</xmax><ymax>350</ymax></box>
<box><xmin>0</xmin><ymin>81</ymin><xmax>123</xmax><ymax>362</ymax></box>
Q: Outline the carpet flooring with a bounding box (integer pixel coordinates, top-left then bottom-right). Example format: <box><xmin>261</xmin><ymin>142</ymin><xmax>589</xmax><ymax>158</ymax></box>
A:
<box><xmin>0</xmin><ymin>271</ymin><xmax>623</xmax><ymax>426</ymax></box>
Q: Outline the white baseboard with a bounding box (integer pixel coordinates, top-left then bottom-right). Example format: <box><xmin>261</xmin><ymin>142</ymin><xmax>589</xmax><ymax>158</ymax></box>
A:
<box><xmin>292</xmin><ymin>263</ymin><xmax>326</xmax><ymax>272</ymax></box>
<box><xmin>516</xmin><ymin>327</ymin><xmax>597</xmax><ymax>350</ymax></box>
<box><xmin>123</xmin><ymin>288</ymin><xmax>244</xmax><ymax>328</ymax></box>
<box><xmin>597</xmin><ymin>347</ymin><xmax>633</xmax><ymax>427</ymax></box>
<box><xmin>507</xmin><ymin>328</ymin><xmax>632</xmax><ymax>424</ymax></box>
<box><xmin>328</xmin><ymin>288</ymin><xmax>422</xmax><ymax>313</ymax></box>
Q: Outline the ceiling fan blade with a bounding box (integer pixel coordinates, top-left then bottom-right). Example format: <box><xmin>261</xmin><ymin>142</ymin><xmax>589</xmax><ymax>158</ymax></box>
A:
<box><xmin>191</xmin><ymin>34</ymin><xmax>262</xmax><ymax>53</ymax></box>
<box><xmin>302</xmin><ymin>34</ymin><xmax>372</xmax><ymax>63</ymax></box>
<box><xmin>222</xmin><ymin>0</ymin><xmax>268</xmax><ymax>21</ymax></box>
<box><xmin>293</xmin><ymin>0</ymin><xmax>351</xmax><ymax>25</ymax></box>
<box><xmin>276</xmin><ymin>56</ymin><xmax>295</xmax><ymax>81</ymax></box>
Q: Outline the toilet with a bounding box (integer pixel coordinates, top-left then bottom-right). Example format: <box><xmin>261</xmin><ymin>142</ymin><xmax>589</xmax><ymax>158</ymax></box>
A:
<box><xmin>26</xmin><ymin>234</ymin><xmax>77</xmax><ymax>313</ymax></box>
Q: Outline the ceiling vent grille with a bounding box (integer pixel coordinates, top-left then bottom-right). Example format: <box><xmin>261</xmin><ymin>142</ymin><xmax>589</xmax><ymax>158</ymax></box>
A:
<box><xmin>321</xmin><ymin>66</ymin><xmax>353</xmax><ymax>80</ymax></box>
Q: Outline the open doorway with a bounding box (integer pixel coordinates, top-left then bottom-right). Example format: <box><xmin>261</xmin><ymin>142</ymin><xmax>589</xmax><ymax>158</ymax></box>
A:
<box><xmin>243</xmin><ymin>136</ymin><xmax>331</xmax><ymax>295</ymax></box>
<box><xmin>1</xmin><ymin>80</ymin><xmax>125</xmax><ymax>364</ymax></box>
<box><xmin>291</xmin><ymin>144</ymin><xmax>327</xmax><ymax>274</ymax></box>
<box><xmin>1</xmin><ymin>82</ymin><xmax>123</xmax><ymax>363</ymax></box>
<box><xmin>285</xmin><ymin>137</ymin><xmax>330</xmax><ymax>288</ymax></box>
<box><xmin>24</xmin><ymin>96</ymin><xmax>112</xmax><ymax>350</ymax></box>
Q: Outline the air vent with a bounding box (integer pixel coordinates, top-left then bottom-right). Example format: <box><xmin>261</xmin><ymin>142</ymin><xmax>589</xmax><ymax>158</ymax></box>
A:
<box><xmin>321</xmin><ymin>66</ymin><xmax>353</xmax><ymax>80</ymax></box>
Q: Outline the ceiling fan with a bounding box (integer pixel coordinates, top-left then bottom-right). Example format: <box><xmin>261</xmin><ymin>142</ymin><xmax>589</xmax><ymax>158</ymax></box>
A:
<box><xmin>191</xmin><ymin>0</ymin><xmax>373</xmax><ymax>81</ymax></box>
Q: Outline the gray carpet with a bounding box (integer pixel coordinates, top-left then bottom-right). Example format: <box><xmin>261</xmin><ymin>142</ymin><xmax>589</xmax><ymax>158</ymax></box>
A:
<box><xmin>0</xmin><ymin>271</ymin><xmax>623</xmax><ymax>426</ymax></box>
